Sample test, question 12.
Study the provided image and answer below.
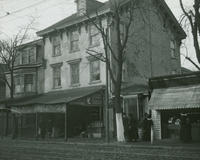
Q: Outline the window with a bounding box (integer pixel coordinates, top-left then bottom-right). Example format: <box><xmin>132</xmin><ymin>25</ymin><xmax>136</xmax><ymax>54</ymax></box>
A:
<box><xmin>70</xmin><ymin>30</ymin><xmax>79</xmax><ymax>51</ymax></box>
<box><xmin>21</xmin><ymin>47</ymin><xmax>36</xmax><ymax>64</ymax></box>
<box><xmin>28</xmin><ymin>48</ymin><xmax>35</xmax><ymax>64</ymax></box>
<box><xmin>14</xmin><ymin>52</ymin><xmax>21</xmax><ymax>66</ymax></box>
<box><xmin>171</xmin><ymin>70</ymin><xmax>176</xmax><ymax>75</ymax></box>
<box><xmin>52</xmin><ymin>36</ymin><xmax>61</xmax><ymax>56</ymax></box>
<box><xmin>22</xmin><ymin>50</ymin><xmax>29</xmax><ymax>64</ymax></box>
<box><xmin>52</xmin><ymin>65</ymin><xmax>62</xmax><ymax>88</ymax></box>
<box><xmin>170</xmin><ymin>40</ymin><xmax>176</xmax><ymax>58</ymax></box>
<box><xmin>70</xmin><ymin>63</ymin><xmax>80</xmax><ymax>85</ymax></box>
<box><xmin>90</xmin><ymin>60</ymin><xmax>100</xmax><ymax>82</ymax></box>
<box><xmin>14</xmin><ymin>75</ymin><xmax>21</xmax><ymax>93</ymax></box>
<box><xmin>24</xmin><ymin>74</ymin><xmax>34</xmax><ymax>92</ymax></box>
<box><xmin>89</xmin><ymin>25</ymin><xmax>100</xmax><ymax>46</ymax></box>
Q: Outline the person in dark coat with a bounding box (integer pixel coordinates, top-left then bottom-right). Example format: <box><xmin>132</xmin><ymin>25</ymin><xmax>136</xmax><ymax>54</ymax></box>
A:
<box><xmin>39</xmin><ymin>119</ymin><xmax>46</xmax><ymax>139</ymax></box>
<box><xmin>127</xmin><ymin>114</ymin><xmax>138</xmax><ymax>142</ymax></box>
<box><xmin>122</xmin><ymin>113</ymin><xmax>129</xmax><ymax>142</ymax></box>
<box><xmin>142</xmin><ymin>113</ymin><xmax>148</xmax><ymax>141</ymax></box>
<box><xmin>184</xmin><ymin>117</ymin><xmax>192</xmax><ymax>142</ymax></box>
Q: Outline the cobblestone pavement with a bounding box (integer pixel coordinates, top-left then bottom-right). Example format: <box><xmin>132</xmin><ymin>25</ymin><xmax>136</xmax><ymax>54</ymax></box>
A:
<box><xmin>0</xmin><ymin>139</ymin><xmax>200</xmax><ymax>160</ymax></box>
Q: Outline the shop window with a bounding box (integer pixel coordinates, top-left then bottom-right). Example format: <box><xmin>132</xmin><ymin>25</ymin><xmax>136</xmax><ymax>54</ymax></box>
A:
<box><xmin>90</xmin><ymin>60</ymin><xmax>100</xmax><ymax>82</ymax></box>
<box><xmin>89</xmin><ymin>24</ymin><xmax>100</xmax><ymax>46</ymax></box>
<box><xmin>52</xmin><ymin>36</ymin><xmax>61</xmax><ymax>56</ymax></box>
<box><xmin>24</xmin><ymin>74</ymin><xmax>34</xmax><ymax>92</ymax></box>
<box><xmin>70</xmin><ymin>62</ymin><xmax>80</xmax><ymax>85</ymax></box>
<box><xmin>70</xmin><ymin>30</ymin><xmax>79</xmax><ymax>52</ymax></box>
<box><xmin>52</xmin><ymin>64</ymin><xmax>62</xmax><ymax>88</ymax></box>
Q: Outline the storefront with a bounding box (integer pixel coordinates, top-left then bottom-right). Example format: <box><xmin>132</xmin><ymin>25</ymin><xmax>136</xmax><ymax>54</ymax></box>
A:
<box><xmin>5</xmin><ymin>85</ymin><xmax>105</xmax><ymax>140</ymax></box>
<box><xmin>149</xmin><ymin>81</ymin><xmax>200</xmax><ymax>142</ymax></box>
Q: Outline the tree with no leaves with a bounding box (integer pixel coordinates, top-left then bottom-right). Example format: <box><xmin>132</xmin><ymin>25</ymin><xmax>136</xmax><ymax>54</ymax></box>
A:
<box><xmin>85</xmin><ymin>0</ymin><xmax>143</xmax><ymax>142</ymax></box>
<box><xmin>179</xmin><ymin>0</ymin><xmax>200</xmax><ymax>69</ymax></box>
<box><xmin>0</xmin><ymin>22</ymin><xmax>34</xmax><ymax>99</ymax></box>
<box><xmin>0</xmin><ymin>21</ymin><xmax>35</xmax><ymax>137</ymax></box>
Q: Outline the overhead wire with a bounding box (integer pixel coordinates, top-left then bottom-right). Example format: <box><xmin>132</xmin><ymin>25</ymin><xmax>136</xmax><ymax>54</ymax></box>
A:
<box><xmin>0</xmin><ymin>0</ymin><xmax>70</xmax><ymax>23</ymax></box>
<box><xmin>0</xmin><ymin>0</ymin><xmax>52</xmax><ymax>19</ymax></box>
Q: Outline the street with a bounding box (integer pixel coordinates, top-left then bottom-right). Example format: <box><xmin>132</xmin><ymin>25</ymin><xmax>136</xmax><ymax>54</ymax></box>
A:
<box><xmin>0</xmin><ymin>139</ymin><xmax>200</xmax><ymax>160</ymax></box>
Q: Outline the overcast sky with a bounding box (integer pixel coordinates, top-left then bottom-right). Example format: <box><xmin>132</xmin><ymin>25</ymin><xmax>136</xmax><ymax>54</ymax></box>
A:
<box><xmin>0</xmin><ymin>0</ymin><xmax>196</xmax><ymax>70</ymax></box>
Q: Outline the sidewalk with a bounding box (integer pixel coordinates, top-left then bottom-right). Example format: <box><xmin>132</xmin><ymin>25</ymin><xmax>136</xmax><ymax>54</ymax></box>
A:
<box><xmin>1</xmin><ymin>137</ymin><xmax>200</xmax><ymax>151</ymax></box>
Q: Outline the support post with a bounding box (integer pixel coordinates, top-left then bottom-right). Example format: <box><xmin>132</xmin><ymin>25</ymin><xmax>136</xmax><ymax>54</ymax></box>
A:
<box><xmin>64</xmin><ymin>104</ymin><xmax>68</xmax><ymax>141</ymax></box>
<box><xmin>105</xmin><ymin>62</ymin><xmax>109</xmax><ymax>143</ymax></box>
<box><xmin>36</xmin><ymin>112</ymin><xmax>38</xmax><ymax>139</ymax></box>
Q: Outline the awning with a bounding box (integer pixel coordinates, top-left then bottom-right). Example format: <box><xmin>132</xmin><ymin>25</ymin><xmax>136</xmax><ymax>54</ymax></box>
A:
<box><xmin>12</xmin><ymin>85</ymin><xmax>105</xmax><ymax>106</ymax></box>
<box><xmin>148</xmin><ymin>84</ymin><xmax>200</xmax><ymax>110</ymax></box>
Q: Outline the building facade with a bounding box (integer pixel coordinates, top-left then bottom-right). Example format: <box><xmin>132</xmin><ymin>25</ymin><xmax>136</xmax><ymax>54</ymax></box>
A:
<box><xmin>2</xmin><ymin>0</ymin><xmax>186</xmax><ymax>140</ymax></box>
<box><xmin>149</xmin><ymin>72</ymin><xmax>200</xmax><ymax>142</ymax></box>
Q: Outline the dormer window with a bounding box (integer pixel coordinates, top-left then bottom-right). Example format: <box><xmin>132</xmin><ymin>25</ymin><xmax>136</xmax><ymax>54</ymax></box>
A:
<box><xmin>52</xmin><ymin>36</ymin><xmax>61</xmax><ymax>56</ymax></box>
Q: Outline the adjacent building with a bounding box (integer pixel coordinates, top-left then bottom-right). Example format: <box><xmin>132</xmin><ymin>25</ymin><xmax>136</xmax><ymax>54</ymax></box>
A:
<box><xmin>149</xmin><ymin>72</ymin><xmax>200</xmax><ymax>142</ymax></box>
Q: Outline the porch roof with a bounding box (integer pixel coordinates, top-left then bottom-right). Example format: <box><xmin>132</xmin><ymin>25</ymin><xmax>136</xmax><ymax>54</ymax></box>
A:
<box><xmin>148</xmin><ymin>84</ymin><xmax>200</xmax><ymax>110</ymax></box>
<box><xmin>2</xmin><ymin>85</ymin><xmax>105</xmax><ymax>106</ymax></box>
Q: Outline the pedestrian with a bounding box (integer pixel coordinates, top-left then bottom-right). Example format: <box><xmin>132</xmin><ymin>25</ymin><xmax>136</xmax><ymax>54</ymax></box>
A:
<box><xmin>127</xmin><ymin>113</ymin><xmax>137</xmax><ymax>142</ymax></box>
<box><xmin>142</xmin><ymin>113</ymin><xmax>148</xmax><ymax>141</ymax></box>
<box><xmin>184</xmin><ymin>117</ymin><xmax>191</xmax><ymax>142</ymax></box>
<box><xmin>47</xmin><ymin>119</ymin><xmax>53</xmax><ymax>138</ymax></box>
<box><xmin>39</xmin><ymin>119</ymin><xmax>46</xmax><ymax>140</ymax></box>
<box><xmin>132</xmin><ymin>117</ymin><xmax>138</xmax><ymax>142</ymax></box>
<box><xmin>122</xmin><ymin>113</ymin><xmax>129</xmax><ymax>142</ymax></box>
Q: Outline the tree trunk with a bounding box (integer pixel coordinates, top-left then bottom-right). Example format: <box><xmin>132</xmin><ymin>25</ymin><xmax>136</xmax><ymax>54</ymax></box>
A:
<box><xmin>114</xmin><ymin>84</ymin><xmax>125</xmax><ymax>142</ymax></box>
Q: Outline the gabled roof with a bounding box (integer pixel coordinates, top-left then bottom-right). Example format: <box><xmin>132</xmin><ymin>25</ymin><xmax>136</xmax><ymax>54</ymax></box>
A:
<box><xmin>37</xmin><ymin>0</ymin><xmax>185</xmax><ymax>39</ymax></box>
<box><xmin>37</xmin><ymin>0</ymin><xmax>109</xmax><ymax>36</ymax></box>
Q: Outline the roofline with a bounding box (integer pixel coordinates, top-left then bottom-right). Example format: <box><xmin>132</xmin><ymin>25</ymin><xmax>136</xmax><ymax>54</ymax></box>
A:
<box><xmin>37</xmin><ymin>0</ymin><xmax>186</xmax><ymax>39</ymax></box>
<box><xmin>150</xmin><ymin>71</ymin><xmax>200</xmax><ymax>82</ymax></box>
<box><xmin>17</xmin><ymin>38</ymin><xmax>43</xmax><ymax>49</ymax></box>
<box><xmin>158</xmin><ymin>0</ymin><xmax>186</xmax><ymax>39</ymax></box>
<box><xmin>37</xmin><ymin>8</ymin><xmax>110</xmax><ymax>36</ymax></box>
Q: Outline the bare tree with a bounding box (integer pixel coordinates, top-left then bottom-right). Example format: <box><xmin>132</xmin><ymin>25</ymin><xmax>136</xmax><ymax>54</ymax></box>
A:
<box><xmin>179</xmin><ymin>0</ymin><xmax>200</xmax><ymax>67</ymax></box>
<box><xmin>85</xmin><ymin>0</ymin><xmax>142</xmax><ymax>142</ymax></box>
<box><xmin>0</xmin><ymin>21</ymin><xmax>34</xmax><ymax>99</ymax></box>
<box><xmin>0</xmin><ymin>21</ymin><xmax>35</xmax><ymax>138</ymax></box>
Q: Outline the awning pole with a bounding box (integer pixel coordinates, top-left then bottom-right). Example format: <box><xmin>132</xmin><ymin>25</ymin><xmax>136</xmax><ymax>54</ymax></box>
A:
<box><xmin>64</xmin><ymin>104</ymin><xmax>68</xmax><ymax>141</ymax></box>
<box><xmin>36</xmin><ymin>112</ymin><xmax>38</xmax><ymax>139</ymax></box>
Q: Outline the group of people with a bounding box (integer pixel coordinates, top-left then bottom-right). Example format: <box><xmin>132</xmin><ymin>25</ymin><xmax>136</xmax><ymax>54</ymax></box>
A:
<box><xmin>123</xmin><ymin>113</ymin><xmax>138</xmax><ymax>142</ymax></box>
<box><xmin>123</xmin><ymin>112</ymin><xmax>153</xmax><ymax>142</ymax></box>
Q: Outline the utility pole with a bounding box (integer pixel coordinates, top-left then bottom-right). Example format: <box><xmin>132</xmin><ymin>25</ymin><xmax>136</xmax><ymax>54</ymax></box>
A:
<box><xmin>105</xmin><ymin>62</ymin><xmax>110</xmax><ymax>143</ymax></box>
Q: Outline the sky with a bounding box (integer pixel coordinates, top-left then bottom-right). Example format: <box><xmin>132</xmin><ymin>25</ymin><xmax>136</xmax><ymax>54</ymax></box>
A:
<box><xmin>0</xmin><ymin>0</ymin><xmax>196</xmax><ymax>70</ymax></box>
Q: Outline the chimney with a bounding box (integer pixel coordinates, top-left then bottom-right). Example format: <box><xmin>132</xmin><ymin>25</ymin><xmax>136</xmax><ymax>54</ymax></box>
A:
<box><xmin>75</xmin><ymin>0</ymin><xmax>87</xmax><ymax>16</ymax></box>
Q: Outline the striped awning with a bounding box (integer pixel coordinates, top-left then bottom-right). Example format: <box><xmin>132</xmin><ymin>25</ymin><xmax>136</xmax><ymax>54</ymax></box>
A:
<box><xmin>148</xmin><ymin>84</ymin><xmax>200</xmax><ymax>110</ymax></box>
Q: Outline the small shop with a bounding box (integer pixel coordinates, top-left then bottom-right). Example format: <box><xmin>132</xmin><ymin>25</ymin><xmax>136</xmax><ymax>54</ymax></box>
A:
<box><xmin>148</xmin><ymin>73</ymin><xmax>200</xmax><ymax>142</ymax></box>
<box><xmin>5</xmin><ymin>85</ymin><xmax>105</xmax><ymax>140</ymax></box>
